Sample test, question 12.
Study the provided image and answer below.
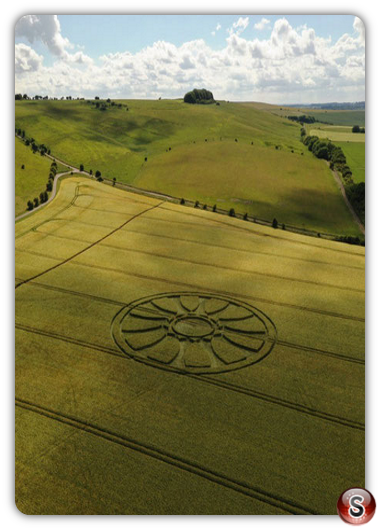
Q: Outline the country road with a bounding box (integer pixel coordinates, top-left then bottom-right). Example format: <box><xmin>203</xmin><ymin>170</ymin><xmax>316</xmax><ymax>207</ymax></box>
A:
<box><xmin>327</xmin><ymin>162</ymin><xmax>365</xmax><ymax>235</ymax></box>
<box><xmin>15</xmin><ymin>137</ymin><xmax>365</xmax><ymax>242</ymax></box>
<box><xmin>15</xmin><ymin>138</ymin><xmax>179</xmax><ymax>222</ymax></box>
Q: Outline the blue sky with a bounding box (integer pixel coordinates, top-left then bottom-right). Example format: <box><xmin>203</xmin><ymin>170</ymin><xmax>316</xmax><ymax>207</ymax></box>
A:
<box><xmin>15</xmin><ymin>15</ymin><xmax>365</xmax><ymax>103</ymax></box>
<box><xmin>56</xmin><ymin>15</ymin><xmax>357</xmax><ymax>57</ymax></box>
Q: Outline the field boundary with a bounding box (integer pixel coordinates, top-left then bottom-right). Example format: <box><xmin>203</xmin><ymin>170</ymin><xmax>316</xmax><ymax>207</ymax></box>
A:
<box><xmin>15</xmin><ymin>134</ymin><xmax>364</xmax><ymax>245</ymax></box>
<box><xmin>16</xmin><ymin>245</ymin><xmax>364</xmax><ymax>295</ymax></box>
<box><xmin>17</xmin><ymin>273</ymin><xmax>365</xmax><ymax>324</ymax></box>
<box><xmin>15</xmin><ymin>200</ymin><xmax>163</xmax><ymax>289</ymax></box>
<box><xmin>329</xmin><ymin>162</ymin><xmax>365</xmax><ymax>234</ymax></box>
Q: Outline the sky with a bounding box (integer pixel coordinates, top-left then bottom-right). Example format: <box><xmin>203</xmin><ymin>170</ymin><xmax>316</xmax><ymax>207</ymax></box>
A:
<box><xmin>14</xmin><ymin>14</ymin><xmax>365</xmax><ymax>104</ymax></box>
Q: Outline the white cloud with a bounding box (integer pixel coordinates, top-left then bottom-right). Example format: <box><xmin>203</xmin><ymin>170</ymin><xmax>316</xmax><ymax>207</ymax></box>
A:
<box><xmin>15</xmin><ymin>16</ymin><xmax>365</xmax><ymax>104</ymax></box>
<box><xmin>211</xmin><ymin>23</ymin><xmax>222</xmax><ymax>37</ymax></box>
<box><xmin>254</xmin><ymin>18</ymin><xmax>271</xmax><ymax>31</ymax></box>
<box><xmin>15</xmin><ymin>15</ymin><xmax>69</xmax><ymax>57</ymax></box>
<box><xmin>353</xmin><ymin>17</ymin><xmax>365</xmax><ymax>46</ymax></box>
<box><xmin>15</xmin><ymin>15</ymin><xmax>92</xmax><ymax>65</ymax></box>
<box><xmin>15</xmin><ymin>43</ymin><xmax>43</xmax><ymax>73</ymax></box>
<box><xmin>179</xmin><ymin>55</ymin><xmax>195</xmax><ymax>69</ymax></box>
<box><xmin>228</xmin><ymin>17</ymin><xmax>249</xmax><ymax>36</ymax></box>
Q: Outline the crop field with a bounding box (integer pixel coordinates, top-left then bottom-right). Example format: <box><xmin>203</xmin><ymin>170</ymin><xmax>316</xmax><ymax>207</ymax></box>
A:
<box><xmin>15</xmin><ymin>99</ymin><xmax>361</xmax><ymax>235</ymax></box>
<box><xmin>15</xmin><ymin>176</ymin><xmax>365</xmax><ymax>515</ymax></box>
<box><xmin>309</xmin><ymin>126</ymin><xmax>365</xmax><ymax>143</ymax></box>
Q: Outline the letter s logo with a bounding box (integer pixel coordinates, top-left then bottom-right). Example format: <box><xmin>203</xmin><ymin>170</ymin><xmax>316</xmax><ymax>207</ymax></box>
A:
<box><xmin>349</xmin><ymin>495</ymin><xmax>365</xmax><ymax>518</ymax></box>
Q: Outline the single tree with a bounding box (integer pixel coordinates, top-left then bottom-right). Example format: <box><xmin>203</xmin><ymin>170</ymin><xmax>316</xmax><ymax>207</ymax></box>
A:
<box><xmin>95</xmin><ymin>170</ymin><xmax>101</xmax><ymax>179</ymax></box>
<box><xmin>33</xmin><ymin>197</ymin><xmax>39</xmax><ymax>208</ymax></box>
<box><xmin>27</xmin><ymin>200</ymin><xmax>34</xmax><ymax>211</ymax></box>
<box><xmin>112</xmin><ymin>177</ymin><xmax>116</xmax><ymax>187</ymax></box>
<box><xmin>80</xmin><ymin>164</ymin><xmax>84</xmax><ymax>172</ymax></box>
<box><xmin>21</xmin><ymin>164</ymin><xmax>25</xmax><ymax>170</ymax></box>
<box><xmin>272</xmin><ymin>218</ymin><xmax>278</xmax><ymax>229</ymax></box>
<box><xmin>229</xmin><ymin>208</ymin><xmax>236</xmax><ymax>217</ymax></box>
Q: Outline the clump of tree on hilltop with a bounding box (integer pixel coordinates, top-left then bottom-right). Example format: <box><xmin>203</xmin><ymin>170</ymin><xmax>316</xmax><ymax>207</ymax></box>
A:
<box><xmin>184</xmin><ymin>88</ymin><xmax>215</xmax><ymax>105</ymax></box>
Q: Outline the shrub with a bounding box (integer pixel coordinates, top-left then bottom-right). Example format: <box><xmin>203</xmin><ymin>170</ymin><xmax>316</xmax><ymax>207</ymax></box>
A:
<box><xmin>243</xmin><ymin>213</ymin><xmax>248</xmax><ymax>220</ymax></box>
<box><xmin>203</xmin><ymin>204</ymin><xmax>207</xmax><ymax>210</ymax></box>
<box><xmin>144</xmin><ymin>157</ymin><xmax>148</xmax><ymax>162</ymax></box>
<box><xmin>89</xmin><ymin>169</ymin><xmax>93</xmax><ymax>175</ymax></box>
<box><xmin>21</xmin><ymin>164</ymin><xmax>25</xmax><ymax>170</ymax></box>
<box><xmin>113</xmin><ymin>177</ymin><xmax>116</xmax><ymax>187</ymax></box>
<box><xmin>272</xmin><ymin>218</ymin><xmax>278</xmax><ymax>229</ymax></box>
<box><xmin>80</xmin><ymin>164</ymin><xmax>84</xmax><ymax>171</ymax></box>
<box><xmin>229</xmin><ymin>208</ymin><xmax>235</xmax><ymax>217</ymax></box>
<box><xmin>282</xmin><ymin>223</ymin><xmax>286</xmax><ymax>230</ymax></box>
<box><xmin>212</xmin><ymin>205</ymin><xmax>217</xmax><ymax>212</ymax></box>
<box><xmin>194</xmin><ymin>200</ymin><xmax>199</xmax><ymax>208</ymax></box>
<box><xmin>180</xmin><ymin>198</ymin><xmax>185</xmax><ymax>205</ymax></box>
<box><xmin>95</xmin><ymin>170</ymin><xmax>101</xmax><ymax>179</ymax></box>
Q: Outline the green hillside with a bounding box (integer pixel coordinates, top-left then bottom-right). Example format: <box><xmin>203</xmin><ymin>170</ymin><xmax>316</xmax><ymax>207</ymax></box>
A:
<box><xmin>15</xmin><ymin>99</ymin><xmax>360</xmax><ymax>235</ymax></box>
<box><xmin>15</xmin><ymin>138</ymin><xmax>52</xmax><ymax>216</ymax></box>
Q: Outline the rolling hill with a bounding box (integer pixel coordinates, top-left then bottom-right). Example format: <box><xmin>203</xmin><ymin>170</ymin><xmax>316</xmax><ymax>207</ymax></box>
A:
<box><xmin>15</xmin><ymin>99</ymin><xmax>361</xmax><ymax>236</ymax></box>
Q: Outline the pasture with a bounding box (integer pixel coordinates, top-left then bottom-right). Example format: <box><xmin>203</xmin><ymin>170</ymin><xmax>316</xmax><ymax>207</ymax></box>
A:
<box><xmin>15</xmin><ymin>99</ymin><xmax>361</xmax><ymax>235</ymax></box>
<box><xmin>15</xmin><ymin>176</ymin><xmax>365</xmax><ymax>515</ymax></box>
<box><xmin>15</xmin><ymin>137</ymin><xmax>70</xmax><ymax>216</ymax></box>
<box><xmin>309</xmin><ymin>126</ymin><xmax>365</xmax><ymax>143</ymax></box>
<box><xmin>306</xmin><ymin>124</ymin><xmax>365</xmax><ymax>184</ymax></box>
<box><xmin>336</xmin><ymin>142</ymin><xmax>365</xmax><ymax>183</ymax></box>
<box><xmin>15</xmin><ymin>138</ymin><xmax>52</xmax><ymax>216</ymax></box>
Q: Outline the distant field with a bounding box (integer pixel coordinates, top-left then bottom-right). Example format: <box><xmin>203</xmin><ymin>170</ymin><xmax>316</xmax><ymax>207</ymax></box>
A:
<box><xmin>304</xmin><ymin>124</ymin><xmax>365</xmax><ymax>183</ymax></box>
<box><xmin>336</xmin><ymin>142</ymin><xmax>365</xmax><ymax>183</ymax></box>
<box><xmin>15</xmin><ymin>99</ymin><xmax>360</xmax><ymax>235</ymax></box>
<box><xmin>16</xmin><ymin>177</ymin><xmax>364</xmax><ymax>514</ymax></box>
<box><xmin>309</xmin><ymin>126</ymin><xmax>365</xmax><ymax>143</ymax></box>
<box><xmin>309</xmin><ymin>110</ymin><xmax>365</xmax><ymax>127</ymax></box>
<box><xmin>249</xmin><ymin>103</ymin><xmax>365</xmax><ymax>127</ymax></box>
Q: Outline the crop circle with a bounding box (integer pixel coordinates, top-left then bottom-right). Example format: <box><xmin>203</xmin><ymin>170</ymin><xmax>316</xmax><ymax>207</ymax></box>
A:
<box><xmin>112</xmin><ymin>292</ymin><xmax>277</xmax><ymax>374</ymax></box>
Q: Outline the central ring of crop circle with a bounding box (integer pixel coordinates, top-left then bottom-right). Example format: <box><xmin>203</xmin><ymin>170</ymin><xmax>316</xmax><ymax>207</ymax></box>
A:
<box><xmin>172</xmin><ymin>315</ymin><xmax>215</xmax><ymax>339</ymax></box>
<box><xmin>112</xmin><ymin>292</ymin><xmax>277</xmax><ymax>375</ymax></box>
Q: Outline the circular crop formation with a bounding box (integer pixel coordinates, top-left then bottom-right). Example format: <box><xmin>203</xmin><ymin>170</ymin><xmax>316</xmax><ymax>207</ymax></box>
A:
<box><xmin>112</xmin><ymin>292</ymin><xmax>277</xmax><ymax>374</ymax></box>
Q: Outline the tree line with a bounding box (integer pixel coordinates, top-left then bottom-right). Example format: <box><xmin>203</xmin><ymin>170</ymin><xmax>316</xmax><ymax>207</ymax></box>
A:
<box><xmin>26</xmin><ymin>160</ymin><xmax>58</xmax><ymax>211</ymax></box>
<box><xmin>300</xmin><ymin>128</ymin><xmax>365</xmax><ymax>226</ymax></box>
<box><xmin>288</xmin><ymin>115</ymin><xmax>316</xmax><ymax>124</ymax></box>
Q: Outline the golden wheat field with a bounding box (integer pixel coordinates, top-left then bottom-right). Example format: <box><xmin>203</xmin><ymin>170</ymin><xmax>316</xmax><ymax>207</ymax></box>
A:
<box><xmin>15</xmin><ymin>176</ymin><xmax>365</xmax><ymax>515</ymax></box>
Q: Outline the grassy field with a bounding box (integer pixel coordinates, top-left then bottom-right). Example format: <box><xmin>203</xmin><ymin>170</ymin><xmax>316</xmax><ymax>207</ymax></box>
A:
<box><xmin>136</xmin><ymin>140</ymin><xmax>360</xmax><ymax>234</ymax></box>
<box><xmin>15</xmin><ymin>137</ymin><xmax>70</xmax><ymax>216</ymax></box>
<box><xmin>15</xmin><ymin>99</ymin><xmax>361</xmax><ymax>235</ymax></box>
<box><xmin>309</xmin><ymin>126</ymin><xmax>365</xmax><ymax>143</ymax></box>
<box><xmin>16</xmin><ymin>176</ymin><xmax>364</xmax><ymax>514</ymax></box>
<box><xmin>336</xmin><ymin>142</ymin><xmax>365</xmax><ymax>183</ymax></box>
<box><xmin>305</xmin><ymin>124</ymin><xmax>365</xmax><ymax>184</ymax></box>
<box><xmin>15</xmin><ymin>138</ymin><xmax>52</xmax><ymax>216</ymax></box>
